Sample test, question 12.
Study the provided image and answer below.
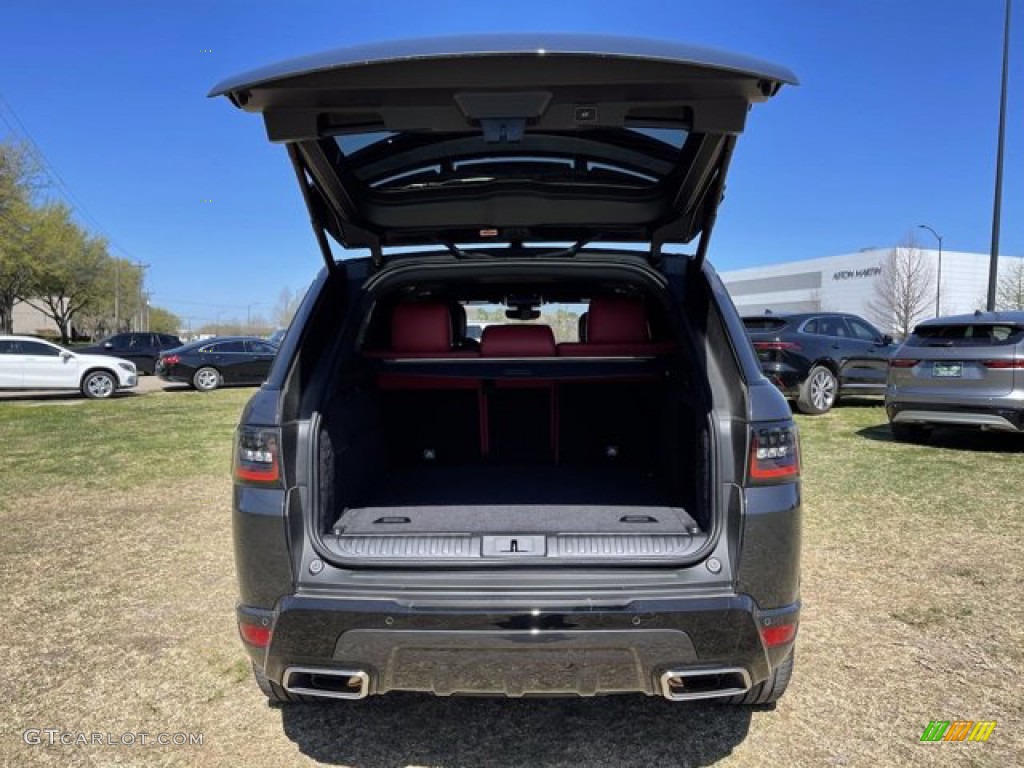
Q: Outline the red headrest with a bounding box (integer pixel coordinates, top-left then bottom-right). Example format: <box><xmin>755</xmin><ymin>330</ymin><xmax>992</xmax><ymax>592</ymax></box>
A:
<box><xmin>587</xmin><ymin>296</ymin><xmax>650</xmax><ymax>344</ymax></box>
<box><xmin>391</xmin><ymin>303</ymin><xmax>452</xmax><ymax>353</ymax></box>
<box><xmin>480</xmin><ymin>324</ymin><xmax>556</xmax><ymax>357</ymax></box>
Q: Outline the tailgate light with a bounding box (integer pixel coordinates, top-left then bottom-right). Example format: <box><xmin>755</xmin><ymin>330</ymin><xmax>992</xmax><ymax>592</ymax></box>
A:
<box><xmin>234</xmin><ymin>427</ymin><xmax>282</xmax><ymax>486</ymax></box>
<box><xmin>760</xmin><ymin>622</ymin><xmax>797</xmax><ymax>647</ymax></box>
<box><xmin>238</xmin><ymin>622</ymin><xmax>272</xmax><ymax>648</ymax></box>
<box><xmin>161</xmin><ymin>354</ymin><xmax>180</xmax><ymax>366</ymax></box>
<box><xmin>890</xmin><ymin>359</ymin><xmax>918</xmax><ymax>368</ymax></box>
<box><xmin>981</xmin><ymin>359</ymin><xmax>1024</xmax><ymax>369</ymax></box>
<box><xmin>749</xmin><ymin>424</ymin><xmax>800</xmax><ymax>483</ymax></box>
<box><xmin>753</xmin><ymin>341</ymin><xmax>801</xmax><ymax>351</ymax></box>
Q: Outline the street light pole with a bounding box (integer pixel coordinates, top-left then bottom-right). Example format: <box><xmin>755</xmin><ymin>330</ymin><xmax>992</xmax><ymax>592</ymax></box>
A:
<box><xmin>918</xmin><ymin>224</ymin><xmax>943</xmax><ymax>317</ymax></box>
<box><xmin>987</xmin><ymin>0</ymin><xmax>1012</xmax><ymax>311</ymax></box>
<box><xmin>246</xmin><ymin>303</ymin><xmax>262</xmax><ymax>333</ymax></box>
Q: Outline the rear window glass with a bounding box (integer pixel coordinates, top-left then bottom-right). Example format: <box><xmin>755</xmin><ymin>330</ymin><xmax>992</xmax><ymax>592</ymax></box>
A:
<box><xmin>742</xmin><ymin>317</ymin><xmax>787</xmax><ymax>332</ymax></box>
<box><xmin>907</xmin><ymin>324</ymin><xmax>1024</xmax><ymax>346</ymax></box>
<box><xmin>334</xmin><ymin>127</ymin><xmax>684</xmax><ymax>191</ymax></box>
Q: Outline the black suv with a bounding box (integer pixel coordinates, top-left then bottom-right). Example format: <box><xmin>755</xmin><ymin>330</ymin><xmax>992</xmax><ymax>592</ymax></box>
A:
<box><xmin>215</xmin><ymin>35</ymin><xmax>801</xmax><ymax>705</ymax></box>
<box><xmin>743</xmin><ymin>312</ymin><xmax>896</xmax><ymax>414</ymax></box>
<box><xmin>79</xmin><ymin>332</ymin><xmax>182</xmax><ymax>375</ymax></box>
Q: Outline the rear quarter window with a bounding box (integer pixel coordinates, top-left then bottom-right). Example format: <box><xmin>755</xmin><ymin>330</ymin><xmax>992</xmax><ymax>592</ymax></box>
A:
<box><xmin>907</xmin><ymin>324</ymin><xmax>1024</xmax><ymax>346</ymax></box>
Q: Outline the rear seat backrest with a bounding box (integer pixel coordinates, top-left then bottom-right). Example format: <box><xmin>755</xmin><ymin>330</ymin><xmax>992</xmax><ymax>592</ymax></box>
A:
<box><xmin>587</xmin><ymin>296</ymin><xmax>649</xmax><ymax>344</ymax></box>
<box><xmin>391</xmin><ymin>302</ymin><xmax>453</xmax><ymax>353</ymax></box>
<box><xmin>370</xmin><ymin>302</ymin><xmax>479</xmax><ymax>358</ymax></box>
<box><xmin>558</xmin><ymin>296</ymin><xmax>672</xmax><ymax>357</ymax></box>
<box><xmin>480</xmin><ymin>324</ymin><xmax>557</xmax><ymax>357</ymax></box>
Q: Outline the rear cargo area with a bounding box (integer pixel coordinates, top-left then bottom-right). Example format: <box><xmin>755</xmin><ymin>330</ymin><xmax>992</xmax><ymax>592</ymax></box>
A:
<box><xmin>317</xmin><ymin>370</ymin><xmax>711</xmax><ymax>565</ymax></box>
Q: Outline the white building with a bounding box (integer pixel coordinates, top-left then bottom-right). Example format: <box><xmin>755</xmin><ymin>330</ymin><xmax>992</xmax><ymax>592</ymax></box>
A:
<box><xmin>720</xmin><ymin>249</ymin><xmax>1024</xmax><ymax>328</ymax></box>
<box><xmin>11</xmin><ymin>300</ymin><xmax>59</xmax><ymax>335</ymax></box>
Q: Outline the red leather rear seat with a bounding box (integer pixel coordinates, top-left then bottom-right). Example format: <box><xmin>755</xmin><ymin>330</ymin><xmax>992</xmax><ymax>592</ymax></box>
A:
<box><xmin>480</xmin><ymin>324</ymin><xmax>557</xmax><ymax>357</ymax></box>
<box><xmin>374</xmin><ymin>301</ymin><xmax>479</xmax><ymax>389</ymax></box>
<box><xmin>558</xmin><ymin>296</ymin><xmax>673</xmax><ymax>357</ymax></box>
<box><xmin>380</xmin><ymin>302</ymin><xmax>480</xmax><ymax>358</ymax></box>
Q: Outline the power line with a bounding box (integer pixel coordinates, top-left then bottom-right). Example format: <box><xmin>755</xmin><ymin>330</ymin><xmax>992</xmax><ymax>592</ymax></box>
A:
<box><xmin>0</xmin><ymin>93</ymin><xmax>138</xmax><ymax>260</ymax></box>
<box><xmin>150</xmin><ymin>296</ymin><xmax>253</xmax><ymax>309</ymax></box>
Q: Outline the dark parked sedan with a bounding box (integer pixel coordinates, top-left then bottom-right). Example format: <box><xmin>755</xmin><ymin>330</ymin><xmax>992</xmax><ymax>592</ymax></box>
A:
<box><xmin>79</xmin><ymin>332</ymin><xmax>182</xmax><ymax>375</ymax></box>
<box><xmin>743</xmin><ymin>312</ymin><xmax>896</xmax><ymax>414</ymax></box>
<box><xmin>155</xmin><ymin>336</ymin><xmax>277</xmax><ymax>391</ymax></box>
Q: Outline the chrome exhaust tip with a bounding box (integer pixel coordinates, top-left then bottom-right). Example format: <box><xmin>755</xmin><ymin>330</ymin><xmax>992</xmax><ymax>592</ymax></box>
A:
<box><xmin>659</xmin><ymin>667</ymin><xmax>751</xmax><ymax>701</ymax></box>
<box><xmin>283</xmin><ymin>667</ymin><xmax>370</xmax><ymax>700</ymax></box>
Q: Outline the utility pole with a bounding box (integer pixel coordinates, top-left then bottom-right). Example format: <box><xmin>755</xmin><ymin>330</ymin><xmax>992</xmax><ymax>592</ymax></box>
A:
<box><xmin>114</xmin><ymin>259</ymin><xmax>120</xmax><ymax>330</ymax></box>
<box><xmin>135</xmin><ymin>262</ymin><xmax>150</xmax><ymax>331</ymax></box>
<box><xmin>987</xmin><ymin>0</ymin><xmax>1013</xmax><ymax>311</ymax></box>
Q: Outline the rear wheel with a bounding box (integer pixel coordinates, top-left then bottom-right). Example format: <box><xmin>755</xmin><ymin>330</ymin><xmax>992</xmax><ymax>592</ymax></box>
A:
<box><xmin>890</xmin><ymin>422</ymin><xmax>928</xmax><ymax>443</ymax></box>
<box><xmin>192</xmin><ymin>366</ymin><xmax>221</xmax><ymax>392</ymax></box>
<box><xmin>727</xmin><ymin>650</ymin><xmax>794</xmax><ymax>705</ymax></box>
<box><xmin>796</xmin><ymin>365</ymin><xmax>837</xmax><ymax>414</ymax></box>
<box><xmin>252</xmin><ymin>663</ymin><xmax>316</xmax><ymax>704</ymax></box>
<box><xmin>81</xmin><ymin>370</ymin><xmax>117</xmax><ymax>399</ymax></box>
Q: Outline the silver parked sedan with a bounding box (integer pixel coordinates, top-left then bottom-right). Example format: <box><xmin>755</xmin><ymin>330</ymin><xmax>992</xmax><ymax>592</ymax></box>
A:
<box><xmin>885</xmin><ymin>311</ymin><xmax>1024</xmax><ymax>440</ymax></box>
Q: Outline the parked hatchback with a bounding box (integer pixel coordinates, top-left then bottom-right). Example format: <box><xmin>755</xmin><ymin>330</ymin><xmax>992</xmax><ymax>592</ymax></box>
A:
<box><xmin>0</xmin><ymin>335</ymin><xmax>137</xmax><ymax>398</ymax></box>
<box><xmin>155</xmin><ymin>336</ymin><xmax>278</xmax><ymax>391</ymax></box>
<box><xmin>79</xmin><ymin>332</ymin><xmax>182</xmax><ymax>375</ymax></box>
<box><xmin>214</xmin><ymin>35</ymin><xmax>801</xmax><ymax>705</ymax></box>
<box><xmin>743</xmin><ymin>312</ymin><xmax>896</xmax><ymax>414</ymax></box>
<box><xmin>886</xmin><ymin>311</ymin><xmax>1024</xmax><ymax>441</ymax></box>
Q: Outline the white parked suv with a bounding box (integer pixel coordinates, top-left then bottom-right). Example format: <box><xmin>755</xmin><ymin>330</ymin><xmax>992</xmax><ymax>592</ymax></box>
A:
<box><xmin>0</xmin><ymin>336</ymin><xmax>138</xmax><ymax>398</ymax></box>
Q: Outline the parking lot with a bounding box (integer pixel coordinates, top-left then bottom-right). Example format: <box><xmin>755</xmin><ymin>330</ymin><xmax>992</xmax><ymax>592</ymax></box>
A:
<box><xmin>0</xmin><ymin>387</ymin><xmax>1020</xmax><ymax>767</ymax></box>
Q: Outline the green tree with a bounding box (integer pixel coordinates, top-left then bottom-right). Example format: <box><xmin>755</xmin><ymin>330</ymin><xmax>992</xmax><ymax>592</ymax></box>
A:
<box><xmin>76</xmin><ymin>257</ymin><xmax>144</xmax><ymax>338</ymax></box>
<box><xmin>0</xmin><ymin>141</ymin><xmax>40</xmax><ymax>334</ymax></box>
<box><xmin>22</xmin><ymin>203</ymin><xmax>109</xmax><ymax>344</ymax></box>
<box><xmin>147</xmin><ymin>306</ymin><xmax>181</xmax><ymax>334</ymax></box>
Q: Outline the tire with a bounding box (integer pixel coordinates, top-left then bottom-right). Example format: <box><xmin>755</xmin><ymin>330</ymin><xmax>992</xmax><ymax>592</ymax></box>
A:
<box><xmin>252</xmin><ymin>663</ymin><xmax>316</xmax><ymax>704</ymax></box>
<box><xmin>796</xmin><ymin>365</ymin><xmax>837</xmax><ymax>414</ymax></box>
<box><xmin>192</xmin><ymin>366</ymin><xmax>221</xmax><ymax>392</ymax></box>
<box><xmin>81</xmin><ymin>370</ymin><xmax>117</xmax><ymax>399</ymax></box>
<box><xmin>890</xmin><ymin>422</ymin><xmax>928</xmax><ymax>443</ymax></box>
<box><xmin>727</xmin><ymin>650</ymin><xmax>794</xmax><ymax>705</ymax></box>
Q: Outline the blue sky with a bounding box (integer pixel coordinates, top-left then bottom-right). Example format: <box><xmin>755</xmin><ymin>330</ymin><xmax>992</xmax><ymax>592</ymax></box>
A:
<box><xmin>1</xmin><ymin>0</ymin><xmax>1021</xmax><ymax>326</ymax></box>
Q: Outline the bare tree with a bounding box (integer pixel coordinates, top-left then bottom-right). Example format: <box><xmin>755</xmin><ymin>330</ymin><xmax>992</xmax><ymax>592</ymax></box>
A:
<box><xmin>271</xmin><ymin>287</ymin><xmax>304</xmax><ymax>328</ymax></box>
<box><xmin>995</xmin><ymin>258</ymin><xmax>1024</xmax><ymax>311</ymax></box>
<box><xmin>866</xmin><ymin>237</ymin><xmax>935</xmax><ymax>338</ymax></box>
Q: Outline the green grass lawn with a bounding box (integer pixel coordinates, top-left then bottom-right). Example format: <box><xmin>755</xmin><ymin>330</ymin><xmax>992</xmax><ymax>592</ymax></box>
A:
<box><xmin>1</xmin><ymin>390</ymin><xmax>1021</xmax><ymax>767</ymax></box>
<box><xmin>0</xmin><ymin>388</ymin><xmax>251</xmax><ymax>500</ymax></box>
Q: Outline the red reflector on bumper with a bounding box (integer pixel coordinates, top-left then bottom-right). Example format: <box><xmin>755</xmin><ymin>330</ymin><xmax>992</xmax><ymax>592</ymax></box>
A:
<box><xmin>760</xmin><ymin>623</ymin><xmax>797</xmax><ymax>647</ymax></box>
<box><xmin>239</xmin><ymin>622</ymin><xmax>272</xmax><ymax>648</ymax></box>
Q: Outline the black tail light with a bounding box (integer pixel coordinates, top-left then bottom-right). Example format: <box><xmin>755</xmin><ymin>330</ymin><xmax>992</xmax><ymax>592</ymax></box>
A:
<box><xmin>234</xmin><ymin>427</ymin><xmax>282</xmax><ymax>487</ymax></box>
<box><xmin>749</xmin><ymin>423</ymin><xmax>800</xmax><ymax>484</ymax></box>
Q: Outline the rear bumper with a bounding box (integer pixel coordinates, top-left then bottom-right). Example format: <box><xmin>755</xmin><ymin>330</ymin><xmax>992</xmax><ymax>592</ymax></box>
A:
<box><xmin>155</xmin><ymin>366</ymin><xmax>190</xmax><ymax>384</ymax></box>
<box><xmin>887</xmin><ymin>401</ymin><xmax>1024</xmax><ymax>432</ymax></box>
<box><xmin>757</xmin><ymin>364</ymin><xmax>802</xmax><ymax>397</ymax></box>
<box><xmin>239</xmin><ymin>593</ymin><xmax>798</xmax><ymax>699</ymax></box>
